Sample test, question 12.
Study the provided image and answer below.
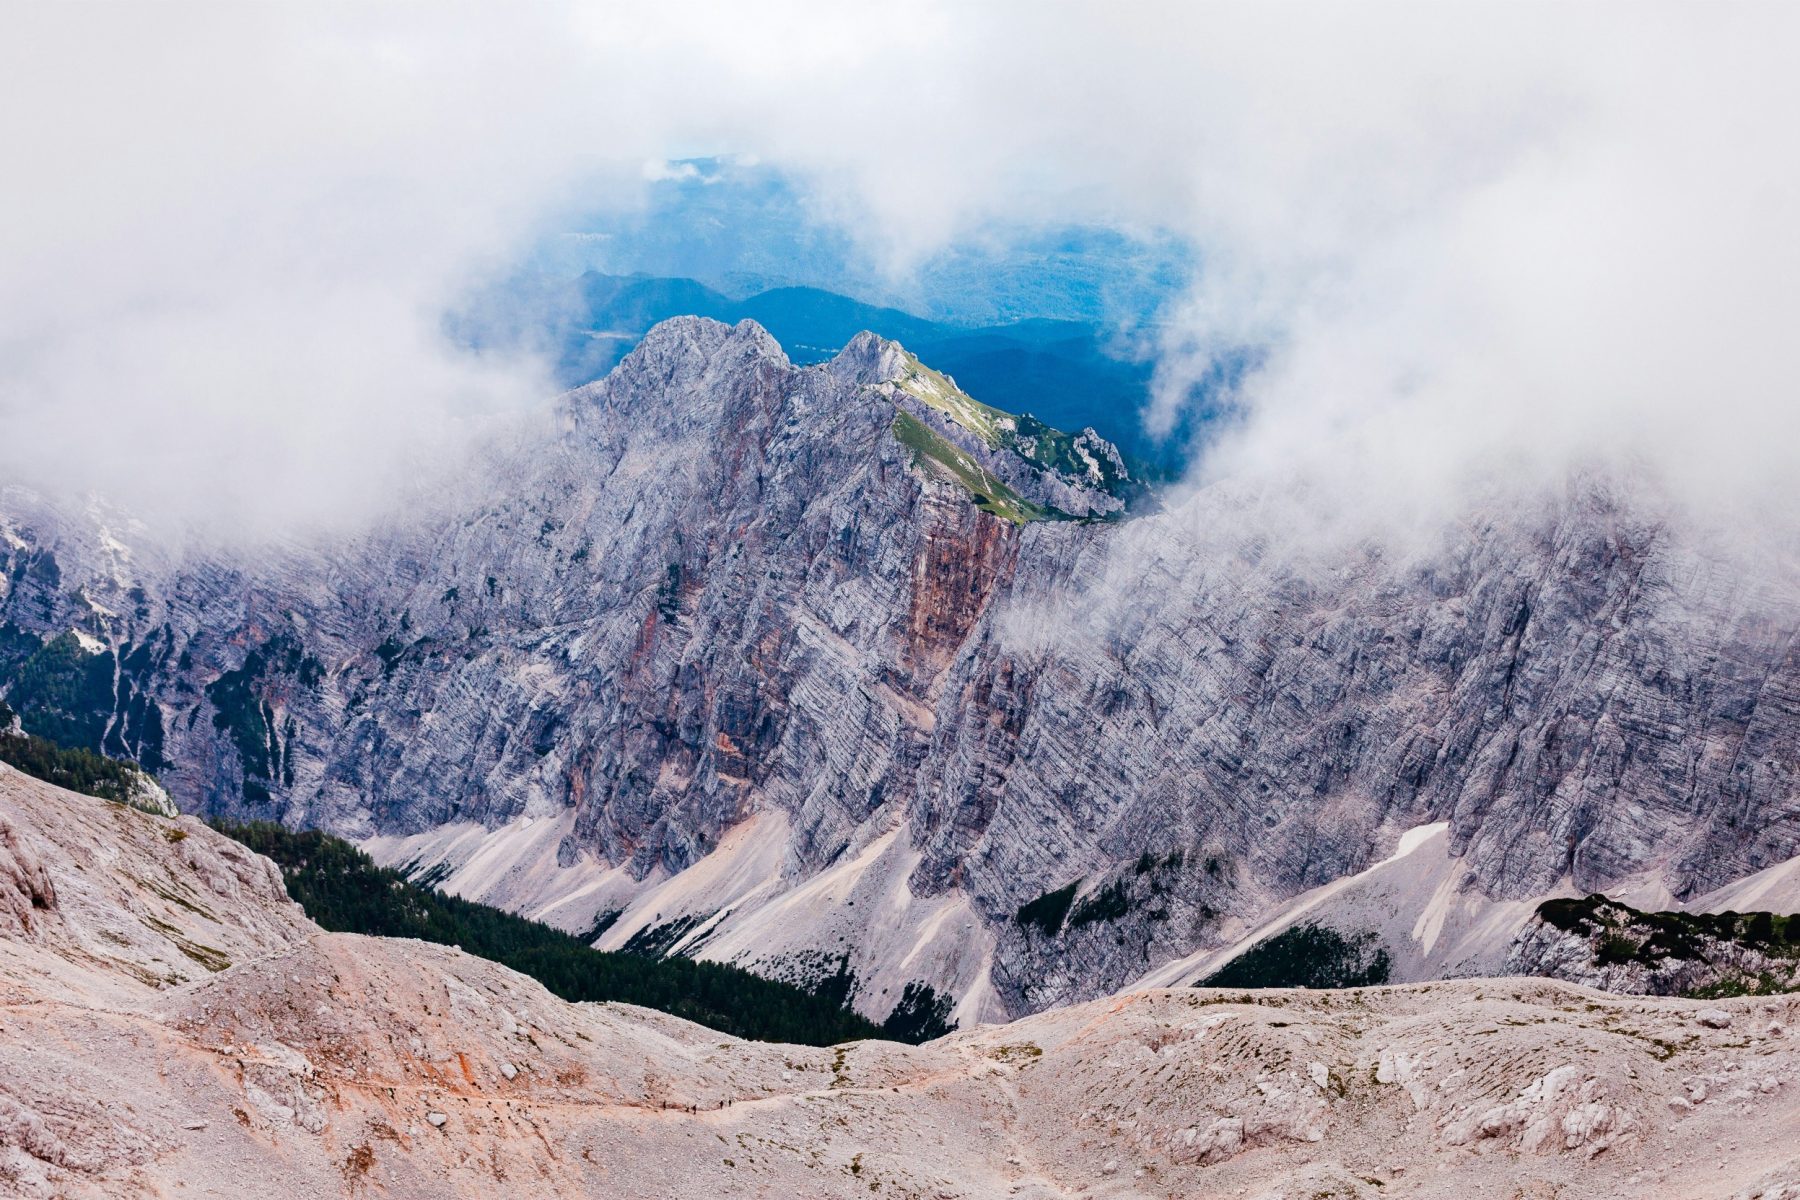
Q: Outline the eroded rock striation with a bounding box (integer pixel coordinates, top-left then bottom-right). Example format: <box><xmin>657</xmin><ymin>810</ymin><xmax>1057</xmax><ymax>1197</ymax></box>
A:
<box><xmin>2</xmin><ymin>316</ymin><xmax>1797</xmax><ymax>1020</ymax></box>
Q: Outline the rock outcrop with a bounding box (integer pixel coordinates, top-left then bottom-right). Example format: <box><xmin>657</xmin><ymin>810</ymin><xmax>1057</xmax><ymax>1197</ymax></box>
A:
<box><xmin>2</xmin><ymin>316</ymin><xmax>1798</xmax><ymax>1021</ymax></box>
<box><xmin>1507</xmin><ymin>894</ymin><xmax>1800</xmax><ymax>997</ymax></box>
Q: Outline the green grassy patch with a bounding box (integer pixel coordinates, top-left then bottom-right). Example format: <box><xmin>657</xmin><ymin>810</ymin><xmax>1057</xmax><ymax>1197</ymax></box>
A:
<box><xmin>891</xmin><ymin>351</ymin><xmax>1136</xmax><ymax>508</ymax></box>
<box><xmin>891</xmin><ymin>412</ymin><xmax>1048</xmax><ymax>525</ymax></box>
<box><xmin>894</xmin><ymin>354</ymin><xmax>1018</xmax><ymax>448</ymax></box>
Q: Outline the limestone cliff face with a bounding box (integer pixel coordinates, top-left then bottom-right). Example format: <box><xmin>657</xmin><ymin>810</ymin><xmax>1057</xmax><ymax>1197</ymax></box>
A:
<box><xmin>923</xmin><ymin>492</ymin><xmax>1800</xmax><ymax>1011</ymax></box>
<box><xmin>2</xmin><ymin>316</ymin><xmax>1797</xmax><ymax>1020</ymax></box>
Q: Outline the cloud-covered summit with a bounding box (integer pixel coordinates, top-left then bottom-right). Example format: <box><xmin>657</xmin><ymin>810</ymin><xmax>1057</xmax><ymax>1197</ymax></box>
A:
<box><xmin>1</xmin><ymin>3</ymin><xmax>1794</xmax><ymax>549</ymax></box>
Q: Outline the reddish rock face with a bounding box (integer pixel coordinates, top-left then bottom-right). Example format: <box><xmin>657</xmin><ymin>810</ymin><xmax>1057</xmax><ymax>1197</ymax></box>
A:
<box><xmin>902</xmin><ymin>491</ymin><xmax>1020</xmax><ymax>689</ymax></box>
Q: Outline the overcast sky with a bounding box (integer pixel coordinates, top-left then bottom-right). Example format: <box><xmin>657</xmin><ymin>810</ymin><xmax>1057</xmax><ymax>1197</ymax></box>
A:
<box><xmin>1</xmin><ymin>2</ymin><xmax>1795</xmax><ymax>545</ymax></box>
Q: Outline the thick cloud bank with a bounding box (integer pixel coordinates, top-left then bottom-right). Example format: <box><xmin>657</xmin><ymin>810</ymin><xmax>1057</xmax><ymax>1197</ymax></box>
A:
<box><xmin>1</xmin><ymin>3</ymin><xmax>1794</xmax><ymax>546</ymax></box>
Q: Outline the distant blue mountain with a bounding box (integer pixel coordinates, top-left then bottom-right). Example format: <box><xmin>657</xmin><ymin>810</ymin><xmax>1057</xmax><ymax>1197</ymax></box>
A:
<box><xmin>528</xmin><ymin>157</ymin><xmax>1195</xmax><ymax>330</ymax></box>
<box><xmin>473</xmin><ymin>159</ymin><xmax>1207</xmax><ymax>470</ymax></box>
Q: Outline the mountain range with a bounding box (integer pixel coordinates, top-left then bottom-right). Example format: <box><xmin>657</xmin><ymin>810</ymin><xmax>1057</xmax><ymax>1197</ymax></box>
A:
<box><xmin>2</xmin><ymin>318</ymin><xmax>1798</xmax><ymax>1033</ymax></box>
<box><xmin>530</xmin><ymin>155</ymin><xmax>1196</xmax><ymax>329</ymax></box>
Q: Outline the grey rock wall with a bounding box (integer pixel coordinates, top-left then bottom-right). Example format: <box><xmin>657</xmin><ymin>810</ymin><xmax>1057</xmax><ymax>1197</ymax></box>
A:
<box><xmin>2</xmin><ymin>315</ymin><xmax>1796</xmax><ymax>1019</ymax></box>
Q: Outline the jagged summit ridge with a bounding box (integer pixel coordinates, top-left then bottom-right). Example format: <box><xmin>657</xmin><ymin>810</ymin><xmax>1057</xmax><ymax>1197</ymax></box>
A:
<box><xmin>824</xmin><ymin>327</ymin><xmax>910</xmax><ymax>387</ymax></box>
<box><xmin>583</xmin><ymin>316</ymin><xmax>1135</xmax><ymax>520</ymax></box>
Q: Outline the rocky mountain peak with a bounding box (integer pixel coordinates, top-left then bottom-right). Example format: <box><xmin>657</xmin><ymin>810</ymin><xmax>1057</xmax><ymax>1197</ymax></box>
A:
<box><xmin>576</xmin><ymin>315</ymin><xmax>790</xmax><ymax>412</ymax></box>
<box><xmin>634</xmin><ymin>313</ymin><xmax>790</xmax><ymax>366</ymax></box>
<box><xmin>824</xmin><ymin>328</ymin><xmax>909</xmax><ymax>388</ymax></box>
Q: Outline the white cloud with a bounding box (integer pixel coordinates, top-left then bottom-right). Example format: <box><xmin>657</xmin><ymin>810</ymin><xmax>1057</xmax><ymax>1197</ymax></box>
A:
<box><xmin>642</xmin><ymin>160</ymin><xmax>703</xmax><ymax>183</ymax></box>
<box><xmin>0</xmin><ymin>2</ymin><xmax>1794</xmax><ymax>549</ymax></box>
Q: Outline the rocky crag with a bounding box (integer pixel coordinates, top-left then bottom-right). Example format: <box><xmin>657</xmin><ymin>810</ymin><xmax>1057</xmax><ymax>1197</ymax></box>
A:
<box><xmin>2</xmin><ymin>316</ymin><xmax>1798</xmax><ymax>1023</ymax></box>
<box><xmin>1507</xmin><ymin>894</ymin><xmax>1800</xmax><ymax>998</ymax></box>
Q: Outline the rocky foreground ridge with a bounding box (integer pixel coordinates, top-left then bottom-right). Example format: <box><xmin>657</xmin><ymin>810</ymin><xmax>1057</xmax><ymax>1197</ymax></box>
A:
<box><xmin>1</xmin><ymin>317</ymin><xmax>1798</xmax><ymax>1023</ymax></box>
<box><xmin>9</xmin><ymin>768</ymin><xmax>1800</xmax><ymax>1199</ymax></box>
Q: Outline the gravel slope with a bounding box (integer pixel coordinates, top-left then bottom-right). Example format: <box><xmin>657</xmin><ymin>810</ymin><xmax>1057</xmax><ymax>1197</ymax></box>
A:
<box><xmin>6</xmin><ymin>769</ymin><xmax>1800</xmax><ymax>1198</ymax></box>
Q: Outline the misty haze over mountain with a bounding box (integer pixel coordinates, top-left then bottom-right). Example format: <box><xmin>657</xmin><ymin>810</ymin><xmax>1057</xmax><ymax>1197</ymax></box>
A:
<box><xmin>3</xmin><ymin>4</ymin><xmax>1795</xmax><ymax>551</ymax></box>
<box><xmin>4</xmin><ymin>7</ymin><xmax>1800</xmax><ymax>1199</ymax></box>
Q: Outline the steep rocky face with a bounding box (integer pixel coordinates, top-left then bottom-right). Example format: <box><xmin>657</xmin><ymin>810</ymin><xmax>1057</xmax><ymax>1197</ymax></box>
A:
<box><xmin>0</xmin><ymin>322</ymin><xmax>1071</xmax><ymax>865</ymax></box>
<box><xmin>2</xmin><ymin>315</ymin><xmax>1797</xmax><ymax>1022</ymax></box>
<box><xmin>925</xmin><ymin>491</ymin><xmax>1800</xmax><ymax>1012</ymax></box>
